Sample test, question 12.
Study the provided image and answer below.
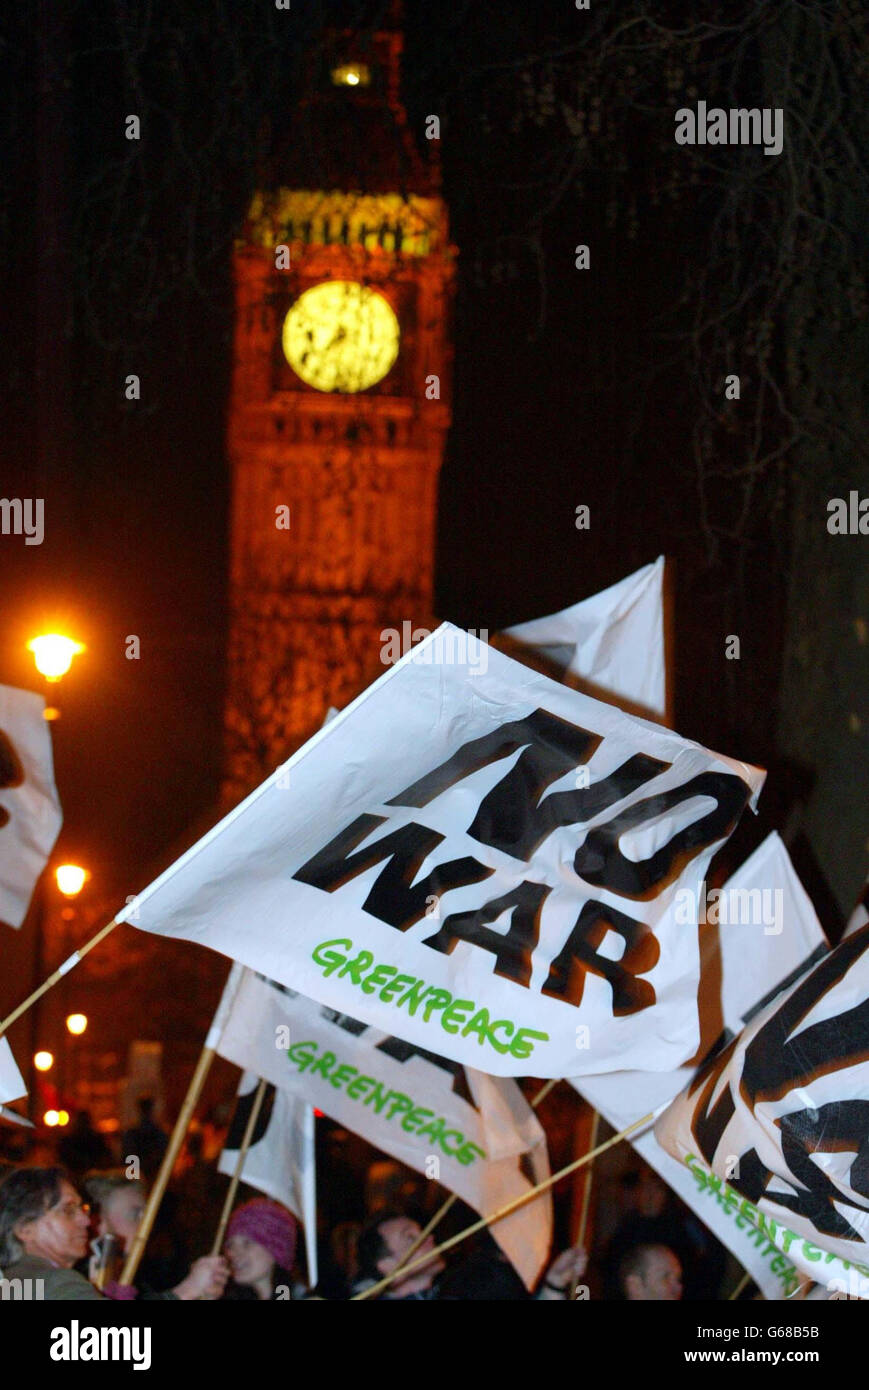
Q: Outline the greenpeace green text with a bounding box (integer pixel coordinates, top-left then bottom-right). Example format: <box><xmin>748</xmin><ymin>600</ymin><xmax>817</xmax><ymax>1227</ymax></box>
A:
<box><xmin>685</xmin><ymin>1153</ymin><xmax>869</xmax><ymax>1296</ymax></box>
<box><xmin>287</xmin><ymin>1038</ymin><xmax>485</xmax><ymax>1165</ymax></box>
<box><xmin>311</xmin><ymin>938</ymin><xmax>549</xmax><ymax>1060</ymax></box>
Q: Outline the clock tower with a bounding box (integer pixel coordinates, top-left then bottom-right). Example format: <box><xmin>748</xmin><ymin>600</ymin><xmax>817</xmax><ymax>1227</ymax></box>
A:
<box><xmin>224</xmin><ymin>10</ymin><xmax>455</xmax><ymax>802</ymax></box>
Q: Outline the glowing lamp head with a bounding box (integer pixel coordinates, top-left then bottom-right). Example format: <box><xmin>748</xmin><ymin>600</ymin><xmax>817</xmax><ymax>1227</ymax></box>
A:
<box><xmin>27</xmin><ymin>634</ymin><xmax>85</xmax><ymax>681</ymax></box>
<box><xmin>44</xmin><ymin>1110</ymin><xmax>60</xmax><ymax>1127</ymax></box>
<box><xmin>66</xmin><ymin>1013</ymin><xmax>88</xmax><ymax>1036</ymax></box>
<box><xmin>57</xmin><ymin>1110</ymin><xmax>70</xmax><ymax>1127</ymax></box>
<box><xmin>34</xmin><ymin>1050</ymin><xmax>54</xmax><ymax>1072</ymax></box>
<box><xmin>55</xmin><ymin>864</ymin><xmax>88</xmax><ymax>898</ymax></box>
<box><xmin>331</xmin><ymin>63</ymin><xmax>369</xmax><ymax>87</ymax></box>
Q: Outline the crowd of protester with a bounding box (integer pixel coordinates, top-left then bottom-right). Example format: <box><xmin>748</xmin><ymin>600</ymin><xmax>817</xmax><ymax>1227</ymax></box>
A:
<box><xmin>0</xmin><ymin>1099</ymin><xmax>726</xmax><ymax>1302</ymax></box>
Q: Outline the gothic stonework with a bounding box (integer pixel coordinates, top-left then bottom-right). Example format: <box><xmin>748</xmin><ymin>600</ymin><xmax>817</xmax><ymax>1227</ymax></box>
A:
<box><xmin>223</xmin><ymin>15</ymin><xmax>455</xmax><ymax>803</ymax></box>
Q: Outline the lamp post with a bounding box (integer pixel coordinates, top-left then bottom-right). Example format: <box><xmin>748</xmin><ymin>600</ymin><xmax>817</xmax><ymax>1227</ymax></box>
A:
<box><xmin>24</xmin><ymin>633</ymin><xmax>85</xmax><ymax>1118</ymax></box>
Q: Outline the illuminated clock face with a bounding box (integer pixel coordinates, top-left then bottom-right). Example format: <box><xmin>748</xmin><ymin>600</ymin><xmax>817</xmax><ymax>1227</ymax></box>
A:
<box><xmin>281</xmin><ymin>281</ymin><xmax>400</xmax><ymax>393</ymax></box>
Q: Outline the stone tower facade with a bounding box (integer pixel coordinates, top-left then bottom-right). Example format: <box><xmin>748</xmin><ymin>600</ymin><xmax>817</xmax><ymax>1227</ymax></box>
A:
<box><xmin>224</xmin><ymin>16</ymin><xmax>455</xmax><ymax>802</ymax></box>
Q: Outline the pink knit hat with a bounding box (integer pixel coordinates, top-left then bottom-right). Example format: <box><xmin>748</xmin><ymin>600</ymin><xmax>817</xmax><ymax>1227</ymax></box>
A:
<box><xmin>227</xmin><ymin>1199</ymin><xmax>297</xmax><ymax>1270</ymax></box>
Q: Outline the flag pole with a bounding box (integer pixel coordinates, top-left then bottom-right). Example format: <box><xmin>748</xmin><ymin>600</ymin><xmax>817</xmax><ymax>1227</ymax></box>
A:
<box><xmin>119</xmin><ymin>1043</ymin><xmax>218</xmax><ymax>1285</ymax></box>
<box><xmin>0</xmin><ymin>918</ymin><xmax>120</xmax><ymax>1037</ymax></box>
<box><xmin>353</xmin><ymin>1108</ymin><xmax>656</xmax><ymax>1300</ymax></box>
<box><xmin>570</xmin><ymin>1107</ymin><xmax>600</xmax><ymax>1299</ymax></box>
<box><xmin>392</xmin><ymin>1076</ymin><xmax>563</xmax><ymax>1275</ymax></box>
<box><xmin>210</xmin><ymin>1076</ymin><xmax>269</xmax><ymax>1256</ymax></box>
<box><xmin>728</xmin><ymin>1269</ymin><xmax>752</xmax><ymax>1301</ymax></box>
<box><xmin>119</xmin><ymin>963</ymin><xmax>245</xmax><ymax>1286</ymax></box>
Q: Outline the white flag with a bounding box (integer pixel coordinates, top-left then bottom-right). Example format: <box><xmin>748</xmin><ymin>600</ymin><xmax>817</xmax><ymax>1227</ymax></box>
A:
<box><xmin>121</xmin><ymin>625</ymin><xmax>763</xmax><ymax>1078</ymax></box>
<box><xmin>656</xmin><ymin>923</ymin><xmax>869</xmax><ymax>1298</ymax></box>
<box><xmin>573</xmin><ymin>833</ymin><xmax>827</xmax><ymax>1299</ymax></box>
<box><xmin>0</xmin><ymin>1037</ymin><xmax>26</xmax><ymax>1105</ymax></box>
<box><xmin>215</xmin><ymin>968</ymin><xmax>552</xmax><ymax>1288</ymax></box>
<box><xmin>844</xmin><ymin>876</ymin><xmax>868</xmax><ymax>937</ymax></box>
<box><xmin>219</xmin><ymin>1069</ymin><xmax>318</xmax><ymax>1288</ymax></box>
<box><xmin>0</xmin><ymin>684</ymin><xmax>63</xmax><ymax>927</ymax></box>
<box><xmin>503</xmin><ymin>557</ymin><xmax>666</xmax><ymax>718</ymax></box>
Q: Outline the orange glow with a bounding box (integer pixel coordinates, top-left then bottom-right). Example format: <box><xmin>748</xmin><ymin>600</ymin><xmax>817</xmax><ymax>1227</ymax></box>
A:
<box><xmin>27</xmin><ymin>634</ymin><xmax>85</xmax><ymax>681</ymax></box>
<box><xmin>55</xmin><ymin>864</ymin><xmax>88</xmax><ymax>897</ymax></box>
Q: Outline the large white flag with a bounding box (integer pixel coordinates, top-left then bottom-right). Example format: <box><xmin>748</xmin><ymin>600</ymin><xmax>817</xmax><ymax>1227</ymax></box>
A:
<box><xmin>573</xmin><ymin>833</ymin><xmax>827</xmax><ymax>1299</ymax></box>
<box><xmin>503</xmin><ymin>557</ymin><xmax>666</xmax><ymax>719</ymax></box>
<box><xmin>0</xmin><ymin>684</ymin><xmax>62</xmax><ymax>927</ymax></box>
<box><xmin>656</xmin><ymin>923</ymin><xmax>869</xmax><ymax>1297</ymax></box>
<box><xmin>219</xmin><ymin>1069</ymin><xmax>318</xmax><ymax>1288</ymax></box>
<box><xmin>0</xmin><ymin>1037</ymin><xmax>26</xmax><ymax>1105</ymax></box>
<box><xmin>121</xmin><ymin>626</ymin><xmax>763</xmax><ymax>1078</ymax></box>
<box><xmin>215</xmin><ymin>967</ymin><xmax>552</xmax><ymax>1288</ymax></box>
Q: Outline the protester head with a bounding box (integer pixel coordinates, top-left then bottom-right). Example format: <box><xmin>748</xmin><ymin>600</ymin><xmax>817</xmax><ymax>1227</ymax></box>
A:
<box><xmin>84</xmin><ymin>1171</ymin><xmax>146</xmax><ymax>1251</ymax></box>
<box><xmin>619</xmin><ymin>1243</ymin><xmax>683</xmax><ymax>1301</ymax></box>
<box><xmin>225</xmin><ymin>1198</ymin><xmax>297</xmax><ymax>1299</ymax></box>
<box><xmin>0</xmin><ymin>1166</ymin><xmax>90</xmax><ymax>1270</ymax></box>
<box><xmin>356</xmin><ymin>1210</ymin><xmax>445</xmax><ymax>1298</ymax></box>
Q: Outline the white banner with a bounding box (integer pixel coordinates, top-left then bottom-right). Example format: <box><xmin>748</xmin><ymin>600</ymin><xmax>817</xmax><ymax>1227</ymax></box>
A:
<box><xmin>656</xmin><ymin>923</ymin><xmax>869</xmax><ymax>1297</ymax></box>
<box><xmin>844</xmin><ymin>876</ymin><xmax>868</xmax><ymax>937</ymax></box>
<box><xmin>574</xmin><ymin>833</ymin><xmax>827</xmax><ymax>1299</ymax></box>
<box><xmin>215</xmin><ymin>968</ymin><xmax>552</xmax><ymax>1288</ymax></box>
<box><xmin>219</xmin><ymin>1069</ymin><xmax>318</xmax><ymax>1288</ymax></box>
<box><xmin>122</xmin><ymin>625</ymin><xmax>763</xmax><ymax>1078</ymax></box>
<box><xmin>0</xmin><ymin>684</ymin><xmax>63</xmax><ymax>928</ymax></box>
<box><xmin>0</xmin><ymin>1037</ymin><xmax>26</xmax><ymax>1105</ymax></box>
<box><xmin>503</xmin><ymin>557</ymin><xmax>666</xmax><ymax>718</ymax></box>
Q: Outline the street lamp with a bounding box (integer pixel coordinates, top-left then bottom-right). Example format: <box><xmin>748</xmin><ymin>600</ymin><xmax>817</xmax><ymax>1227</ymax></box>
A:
<box><xmin>66</xmin><ymin>1013</ymin><xmax>88</xmax><ymax>1036</ymax></box>
<box><xmin>34</xmin><ymin>1050</ymin><xmax>54</xmax><ymax>1072</ymax></box>
<box><xmin>26</xmin><ymin>633</ymin><xmax>85</xmax><ymax>720</ymax></box>
<box><xmin>55</xmin><ymin>864</ymin><xmax>88</xmax><ymax>898</ymax></box>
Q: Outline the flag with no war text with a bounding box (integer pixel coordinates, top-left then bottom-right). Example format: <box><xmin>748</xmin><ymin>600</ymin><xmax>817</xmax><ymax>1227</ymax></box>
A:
<box><xmin>120</xmin><ymin>626</ymin><xmax>763</xmax><ymax>1078</ymax></box>
<box><xmin>502</xmin><ymin>557</ymin><xmax>666</xmax><ymax>719</ymax></box>
<box><xmin>0</xmin><ymin>684</ymin><xmax>63</xmax><ymax>928</ymax></box>
<box><xmin>574</xmin><ymin>832</ymin><xmax>828</xmax><ymax>1299</ymax></box>
<box><xmin>219</xmin><ymin>1069</ymin><xmax>318</xmax><ymax>1289</ymax></box>
<box><xmin>215</xmin><ymin>967</ymin><xmax>552</xmax><ymax>1288</ymax></box>
<box><xmin>655</xmin><ymin>922</ymin><xmax>869</xmax><ymax>1297</ymax></box>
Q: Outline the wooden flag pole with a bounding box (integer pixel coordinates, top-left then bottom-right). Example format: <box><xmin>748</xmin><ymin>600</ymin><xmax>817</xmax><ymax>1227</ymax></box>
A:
<box><xmin>391</xmin><ymin>1076</ymin><xmax>563</xmax><ymax>1276</ymax></box>
<box><xmin>0</xmin><ymin>918</ymin><xmax>120</xmax><ymax>1037</ymax></box>
<box><xmin>570</xmin><ymin>1107</ymin><xmax>600</xmax><ymax>1299</ymax></box>
<box><xmin>353</xmin><ymin>1108</ymin><xmax>655</xmax><ymax>1300</ymax></box>
<box><xmin>119</xmin><ymin>963</ymin><xmax>245</xmax><ymax>1286</ymax></box>
<box><xmin>119</xmin><ymin>1042</ymin><xmax>218</xmax><ymax>1286</ymax></box>
<box><xmin>728</xmin><ymin>1269</ymin><xmax>752</xmax><ymax>1301</ymax></box>
<box><xmin>210</xmin><ymin>1076</ymin><xmax>269</xmax><ymax>1257</ymax></box>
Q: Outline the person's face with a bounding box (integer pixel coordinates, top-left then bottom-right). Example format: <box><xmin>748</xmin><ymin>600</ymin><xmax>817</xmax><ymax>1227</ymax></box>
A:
<box><xmin>226</xmin><ymin>1231</ymin><xmax>275</xmax><ymax>1287</ymax></box>
<box><xmin>377</xmin><ymin>1217</ymin><xmax>445</xmax><ymax>1290</ymax></box>
<box><xmin>638</xmin><ymin>1172</ymin><xmax>667</xmax><ymax>1218</ymax></box>
<box><xmin>16</xmin><ymin>1179</ymin><xmax>90</xmax><ymax>1267</ymax></box>
<box><xmin>630</xmin><ymin>1247</ymin><xmax>683</xmax><ymax>1301</ymax></box>
<box><xmin>102</xmin><ymin>1186</ymin><xmax>146</xmax><ymax>1247</ymax></box>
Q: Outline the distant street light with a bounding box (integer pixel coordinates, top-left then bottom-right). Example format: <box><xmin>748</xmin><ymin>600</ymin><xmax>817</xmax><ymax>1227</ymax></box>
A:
<box><xmin>34</xmin><ymin>1050</ymin><xmax>54</xmax><ymax>1072</ymax></box>
<box><xmin>55</xmin><ymin>864</ymin><xmax>88</xmax><ymax>898</ymax></box>
<box><xmin>44</xmin><ymin>1110</ymin><xmax>60</xmax><ymax>1127</ymax></box>
<box><xmin>26</xmin><ymin>633</ymin><xmax>85</xmax><ymax>681</ymax></box>
<box><xmin>66</xmin><ymin>1013</ymin><xmax>88</xmax><ymax>1036</ymax></box>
